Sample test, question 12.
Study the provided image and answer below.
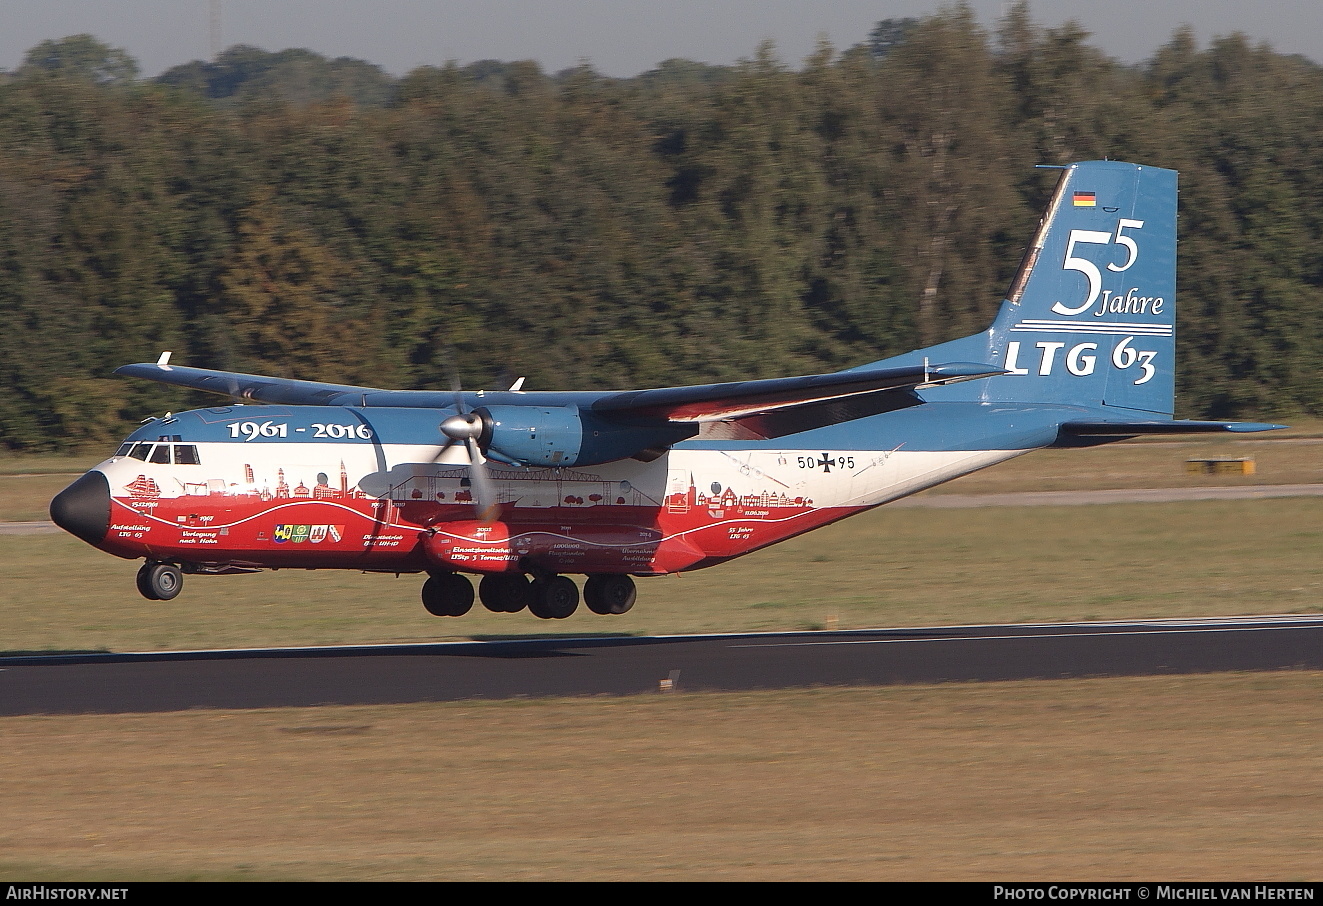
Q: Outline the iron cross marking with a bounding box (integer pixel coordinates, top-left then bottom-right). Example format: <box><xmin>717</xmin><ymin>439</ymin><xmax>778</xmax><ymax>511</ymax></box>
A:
<box><xmin>817</xmin><ymin>454</ymin><xmax>837</xmax><ymax>473</ymax></box>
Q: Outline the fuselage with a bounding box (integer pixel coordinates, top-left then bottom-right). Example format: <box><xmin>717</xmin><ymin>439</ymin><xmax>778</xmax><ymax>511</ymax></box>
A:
<box><xmin>54</xmin><ymin>400</ymin><xmax>1064</xmax><ymax>578</ymax></box>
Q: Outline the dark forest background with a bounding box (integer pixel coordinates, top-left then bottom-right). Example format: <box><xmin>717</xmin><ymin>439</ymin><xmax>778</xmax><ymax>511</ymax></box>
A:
<box><xmin>3</xmin><ymin>3</ymin><xmax>1323</xmax><ymax>450</ymax></box>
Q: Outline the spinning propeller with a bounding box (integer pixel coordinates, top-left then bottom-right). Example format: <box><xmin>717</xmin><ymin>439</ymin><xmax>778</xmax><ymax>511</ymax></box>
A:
<box><xmin>437</xmin><ymin>367</ymin><xmax>501</xmax><ymax>522</ymax></box>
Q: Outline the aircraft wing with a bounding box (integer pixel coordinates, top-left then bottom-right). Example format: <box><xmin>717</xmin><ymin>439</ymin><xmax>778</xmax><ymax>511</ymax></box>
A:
<box><xmin>114</xmin><ymin>362</ymin><xmax>388</xmax><ymax>406</ymax></box>
<box><xmin>115</xmin><ymin>360</ymin><xmax>1004</xmax><ymax>421</ymax></box>
<box><xmin>589</xmin><ymin>362</ymin><xmax>1001</xmax><ymax>421</ymax></box>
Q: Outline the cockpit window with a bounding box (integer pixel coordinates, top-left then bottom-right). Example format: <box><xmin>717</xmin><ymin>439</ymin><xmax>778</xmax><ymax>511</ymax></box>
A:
<box><xmin>174</xmin><ymin>445</ymin><xmax>200</xmax><ymax>465</ymax></box>
<box><xmin>128</xmin><ymin>443</ymin><xmax>152</xmax><ymax>461</ymax></box>
<box><xmin>149</xmin><ymin>444</ymin><xmax>172</xmax><ymax>464</ymax></box>
<box><xmin>115</xmin><ymin>443</ymin><xmax>133</xmax><ymax>457</ymax></box>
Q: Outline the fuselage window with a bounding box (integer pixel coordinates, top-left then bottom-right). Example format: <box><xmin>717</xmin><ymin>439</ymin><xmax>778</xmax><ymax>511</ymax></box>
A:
<box><xmin>128</xmin><ymin>443</ymin><xmax>152</xmax><ymax>461</ymax></box>
<box><xmin>149</xmin><ymin>444</ymin><xmax>172</xmax><ymax>464</ymax></box>
<box><xmin>174</xmin><ymin>445</ymin><xmax>200</xmax><ymax>465</ymax></box>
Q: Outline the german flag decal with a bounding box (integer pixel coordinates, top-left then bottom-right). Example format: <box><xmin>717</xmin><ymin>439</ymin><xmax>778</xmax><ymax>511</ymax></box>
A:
<box><xmin>1072</xmin><ymin>191</ymin><xmax>1096</xmax><ymax>207</ymax></box>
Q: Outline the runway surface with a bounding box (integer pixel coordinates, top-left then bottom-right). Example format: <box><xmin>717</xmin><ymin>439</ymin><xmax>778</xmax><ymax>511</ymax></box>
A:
<box><xmin>3</xmin><ymin>616</ymin><xmax>1321</xmax><ymax>715</ymax></box>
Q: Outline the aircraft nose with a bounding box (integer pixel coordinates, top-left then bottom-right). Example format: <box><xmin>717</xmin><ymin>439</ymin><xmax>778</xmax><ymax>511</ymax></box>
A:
<box><xmin>50</xmin><ymin>471</ymin><xmax>111</xmax><ymax>546</ymax></box>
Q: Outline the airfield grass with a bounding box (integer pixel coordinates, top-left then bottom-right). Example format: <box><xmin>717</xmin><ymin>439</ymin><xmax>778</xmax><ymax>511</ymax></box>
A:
<box><xmin>1</xmin><ymin>674</ymin><xmax>1321</xmax><ymax>880</ymax></box>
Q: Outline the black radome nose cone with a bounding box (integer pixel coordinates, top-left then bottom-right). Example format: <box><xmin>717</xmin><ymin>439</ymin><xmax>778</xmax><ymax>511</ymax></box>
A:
<box><xmin>50</xmin><ymin>471</ymin><xmax>111</xmax><ymax>546</ymax></box>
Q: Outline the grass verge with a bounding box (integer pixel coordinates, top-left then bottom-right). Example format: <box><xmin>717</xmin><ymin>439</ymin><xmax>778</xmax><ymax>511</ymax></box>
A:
<box><xmin>1</xmin><ymin>674</ymin><xmax>1319</xmax><ymax>880</ymax></box>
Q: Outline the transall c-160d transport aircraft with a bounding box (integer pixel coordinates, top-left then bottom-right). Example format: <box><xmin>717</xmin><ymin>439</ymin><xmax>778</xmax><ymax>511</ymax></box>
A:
<box><xmin>51</xmin><ymin>161</ymin><xmax>1281</xmax><ymax>620</ymax></box>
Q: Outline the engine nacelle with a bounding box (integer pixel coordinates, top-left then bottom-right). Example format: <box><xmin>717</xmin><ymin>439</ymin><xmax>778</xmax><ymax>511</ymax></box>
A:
<box><xmin>479</xmin><ymin>405</ymin><xmax>698</xmax><ymax>468</ymax></box>
<box><xmin>481</xmin><ymin>405</ymin><xmax>583</xmax><ymax>467</ymax></box>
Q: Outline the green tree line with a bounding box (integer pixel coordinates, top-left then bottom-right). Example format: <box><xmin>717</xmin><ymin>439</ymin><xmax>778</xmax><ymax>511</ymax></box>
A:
<box><xmin>2</xmin><ymin>4</ymin><xmax>1322</xmax><ymax>450</ymax></box>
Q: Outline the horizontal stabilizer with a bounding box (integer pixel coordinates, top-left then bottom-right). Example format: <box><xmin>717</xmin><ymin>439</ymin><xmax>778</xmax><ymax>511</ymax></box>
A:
<box><xmin>1060</xmin><ymin>419</ymin><xmax>1286</xmax><ymax>437</ymax></box>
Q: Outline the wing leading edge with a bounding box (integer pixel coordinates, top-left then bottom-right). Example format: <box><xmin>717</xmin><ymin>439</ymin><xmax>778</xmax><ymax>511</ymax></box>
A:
<box><xmin>114</xmin><ymin>360</ymin><xmax>1004</xmax><ymax>423</ymax></box>
<box><xmin>114</xmin><ymin>362</ymin><xmax>384</xmax><ymax>406</ymax></box>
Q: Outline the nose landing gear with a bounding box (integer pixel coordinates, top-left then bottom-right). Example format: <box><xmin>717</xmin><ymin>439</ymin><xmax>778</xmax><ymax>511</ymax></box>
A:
<box><xmin>136</xmin><ymin>561</ymin><xmax>183</xmax><ymax>601</ymax></box>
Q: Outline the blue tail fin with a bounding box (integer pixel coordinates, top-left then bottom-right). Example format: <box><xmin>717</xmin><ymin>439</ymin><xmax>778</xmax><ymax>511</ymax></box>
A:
<box><xmin>989</xmin><ymin>160</ymin><xmax>1176</xmax><ymax>415</ymax></box>
<box><xmin>877</xmin><ymin>161</ymin><xmax>1178</xmax><ymax>416</ymax></box>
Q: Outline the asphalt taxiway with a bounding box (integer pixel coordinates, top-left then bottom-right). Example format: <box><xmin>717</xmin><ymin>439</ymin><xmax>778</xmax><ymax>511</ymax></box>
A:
<box><xmin>2</xmin><ymin>616</ymin><xmax>1321</xmax><ymax>715</ymax></box>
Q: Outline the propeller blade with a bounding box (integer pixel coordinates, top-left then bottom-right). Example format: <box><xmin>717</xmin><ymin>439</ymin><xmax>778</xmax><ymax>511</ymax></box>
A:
<box><xmin>441</xmin><ymin>349</ymin><xmax>467</xmax><ymax>414</ymax></box>
<box><xmin>465</xmin><ymin>437</ymin><xmax>500</xmax><ymax>522</ymax></box>
<box><xmin>434</xmin><ymin>439</ymin><xmax>470</xmax><ymax>465</ymax></box>
<box><xmin>225</xmin><ymin>374</ymin><xmax>244</xmax><ymax>405</ymax></box>
<box><xmin>437</xmin><ymin>354</ymin><xmax>501</xmax><ymax>521</ymax></box>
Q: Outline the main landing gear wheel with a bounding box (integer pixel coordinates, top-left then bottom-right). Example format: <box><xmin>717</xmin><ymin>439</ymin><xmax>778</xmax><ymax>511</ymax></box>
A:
<box><xmin>422</xmin><ymin>573</ymin><xmax>474</xmax><ymax>617</ymax></box>
<box><xmin>529</xmin><ymin>575</ymin><xmax>579</xmax><ymax>620</ymax></box>
<box><xmin>479</xmin><ymin>574</ymin><xmax>532</xmax><ymax>613</ymax></box>
<box><xmin>584</xmin><ymin>574</ymin><xmax>636</xmax><ymax>615</ymax></box>
<box><xmin>136</xmin><ymin>562</ymin><xmax>183</xmax><ymax>601</ymax></box>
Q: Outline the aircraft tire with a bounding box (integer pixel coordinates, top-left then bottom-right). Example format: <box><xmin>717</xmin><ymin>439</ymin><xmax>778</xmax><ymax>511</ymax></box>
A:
<box><xmin>530</xmin><ymin>575</ymin><xmax>578</xmax><ymax>620</ymax></box>
<box><xmin>142</xmin><ymin>562</ymin><xmax>183</xmax><ymax>601</ymax></box>
<box><xmin>584</xmin><ymin>574</ymin><xmax>636</xmax><ymax>615</ymax></box>
<box><xmin>479</xmin><ymin>574</ymin><xmax>532</xmax><ymax>613</ymax></box>
<box><xmin>422</xmin><ymin>573</ymin><xmax>474</xmax><ymax>617</ymax></box>
<box><xmin>527</xmin><ymin>584</ymin><xmax>551</xmax><ymax>620</ymax></box>
<box><xmin>136</xmin><ymin>563</ymin><xmax>161</xmax><ymax>601</ymax></box>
